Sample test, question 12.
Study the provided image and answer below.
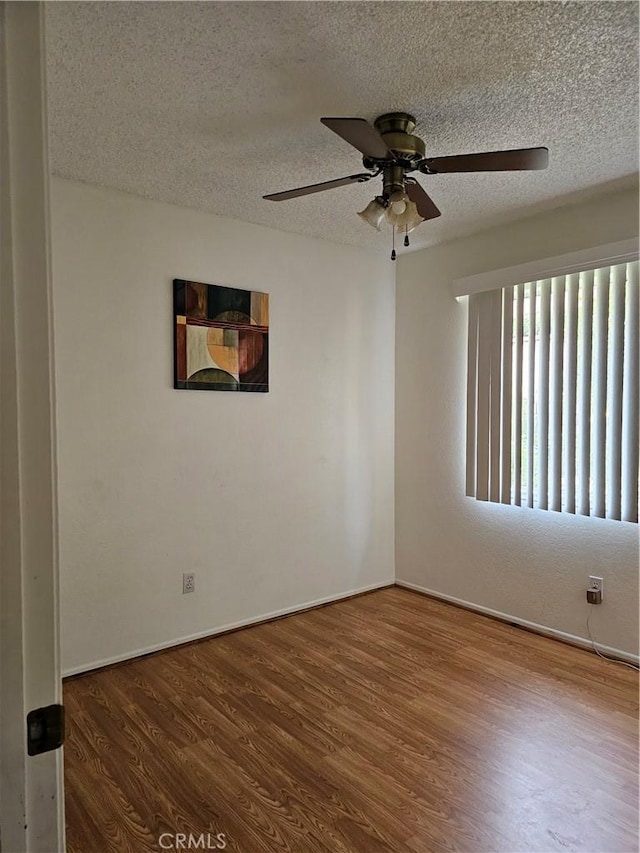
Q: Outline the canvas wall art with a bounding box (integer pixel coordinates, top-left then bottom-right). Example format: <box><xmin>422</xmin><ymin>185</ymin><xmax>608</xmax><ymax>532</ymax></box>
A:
<box><xmin>173</xmin><ymin>279</ymin><xmax>269</xmax><ymax>392</ymax></box>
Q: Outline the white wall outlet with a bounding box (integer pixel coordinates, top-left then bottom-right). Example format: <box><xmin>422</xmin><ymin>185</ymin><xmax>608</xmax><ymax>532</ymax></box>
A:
<box><xmin>588</xmin><ymin>576</ymin><xmax>603</xmax><ymax>595</ymax></box>
<box><xmin>182</xmin><ymin>572</ymin><xmax>195</xmax><ymax>594</ymax></box>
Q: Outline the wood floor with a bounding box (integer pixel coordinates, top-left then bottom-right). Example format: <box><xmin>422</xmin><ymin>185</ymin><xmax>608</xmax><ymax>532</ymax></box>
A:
<box><xmin>64</xmin><ymin>587</ymin><xmax>639</xmax><ymax>853</ymax></box>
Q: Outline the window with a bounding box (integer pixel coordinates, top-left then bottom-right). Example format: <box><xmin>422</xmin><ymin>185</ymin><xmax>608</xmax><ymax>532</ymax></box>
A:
<box><xmin>465</xmin><ymin>255</ymin><xmax>638</xmax><ymax>523</ymax></box>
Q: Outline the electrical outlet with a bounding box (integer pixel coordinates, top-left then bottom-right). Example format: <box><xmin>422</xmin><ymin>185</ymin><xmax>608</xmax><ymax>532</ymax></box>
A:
<box><xmin>587</xmin><ymin>576</ymin><xmax>603</xmax><ymax>604</ymax></box>
<box><xmin>588</xmin><ymin>576</ymin><xmax>603</xmax><ymax>595</ymax></box>
<box><xmin>182</xmin><ymin>572</ymin><xmax>195</xmax><ymax>594</ymax></box>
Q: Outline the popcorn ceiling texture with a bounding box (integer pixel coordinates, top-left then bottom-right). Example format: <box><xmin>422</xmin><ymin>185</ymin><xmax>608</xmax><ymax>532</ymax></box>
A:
<box><xmin>45</xmin><ymin>1</ymin><xmax>639</xmax><ymax>252</ymax></box>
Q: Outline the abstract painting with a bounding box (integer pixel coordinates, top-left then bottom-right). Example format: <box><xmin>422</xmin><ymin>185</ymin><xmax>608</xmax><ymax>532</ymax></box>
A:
<box><xmin>173</xmin><ymin>279</ymin><xmax>269</xmax><ymax>392</ymax></box>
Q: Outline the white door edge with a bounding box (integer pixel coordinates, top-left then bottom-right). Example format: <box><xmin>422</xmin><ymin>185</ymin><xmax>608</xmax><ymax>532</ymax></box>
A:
<box><xmin>1</xmin><ymin>3</ymin><xmax>64</xmax><ymax>851</ymax></box>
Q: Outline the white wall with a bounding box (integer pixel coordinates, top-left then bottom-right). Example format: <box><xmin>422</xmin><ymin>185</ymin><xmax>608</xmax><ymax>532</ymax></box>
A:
<box><xmin>396</xmin><ymin>186</ymin><xmax>640</xmax><ymax>657</ymax></box>
<box><xmin>51</xmin><ymin>178</ymin><xmax>395</xmax><ymax>674</ymax></box>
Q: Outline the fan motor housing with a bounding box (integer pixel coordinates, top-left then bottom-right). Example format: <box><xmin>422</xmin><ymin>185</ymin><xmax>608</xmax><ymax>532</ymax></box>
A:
<box><xmin>374</xmin><ymin>112</ymin><xmax>416</xmax><ymax>135</ymax></box>
<box><xmin>374</xmin><ymin>112</ymin><xmax>426</xmax><ymax>166</ymax></box>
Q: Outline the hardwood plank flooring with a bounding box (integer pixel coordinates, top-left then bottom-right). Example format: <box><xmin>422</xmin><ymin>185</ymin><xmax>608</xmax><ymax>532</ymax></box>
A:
<box><xmin>63</xmin><ymin>587</ymin><xmax>639</xmax><ymax>853</ymax></box>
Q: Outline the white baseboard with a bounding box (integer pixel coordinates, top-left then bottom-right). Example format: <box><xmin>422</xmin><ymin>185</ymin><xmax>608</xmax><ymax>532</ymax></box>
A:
<box><xmin>62</xmin><ymin>579</ymin><xmax>394</xmax><ymax>677</ymax></box>
<box><xmin>395</xmin><ymin>580</ymin><xmax>640</xmax><ymax>665</ymax></box>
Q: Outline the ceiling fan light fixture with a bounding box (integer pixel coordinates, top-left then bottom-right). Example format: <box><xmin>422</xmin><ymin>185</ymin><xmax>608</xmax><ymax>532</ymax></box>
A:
<box><xmin>357</xmin><ymin>197</ymin><xmax>387</xmax><ymax>231</ymax></box>
<box><xmin>264</xmin><ymin>113</ymin><xmax>548</xmax><ymax>254</ymax></box>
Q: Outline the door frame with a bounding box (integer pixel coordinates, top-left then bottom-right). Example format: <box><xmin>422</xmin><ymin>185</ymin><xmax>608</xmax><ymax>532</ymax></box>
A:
<box><xmin>0</xmin><ymin>3</ymin><xmax>64</xmax><ymax>851</ymax></box>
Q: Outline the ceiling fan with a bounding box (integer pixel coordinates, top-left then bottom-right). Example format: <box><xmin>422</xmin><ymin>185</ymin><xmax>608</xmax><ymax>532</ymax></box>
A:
<box><xmin>263</xmin><ymin>112</ymin><xmax>548</xmax><ymax>259</ymax></box>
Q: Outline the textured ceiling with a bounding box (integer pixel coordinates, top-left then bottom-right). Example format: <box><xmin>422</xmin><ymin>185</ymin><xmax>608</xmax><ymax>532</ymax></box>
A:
<box><xmin>45</xmin><ymin>1</ymin><xmax>639</xmax><ymax>253</ymax></box>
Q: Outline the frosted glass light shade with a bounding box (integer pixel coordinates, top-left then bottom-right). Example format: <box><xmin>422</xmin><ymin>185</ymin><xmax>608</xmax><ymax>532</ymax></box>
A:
<box><xmin>385</xmin><ymin>198</ymin><xmax>423</xmax><ymax>232</ymax></box>
<box><xmin>389</xmin><ymin>190</ymin><xmax>407</xmax><ymax>215</ymax></box>
<box><xmin>358</xmin><ymin>198</ymin><xmax>387</xmax><ymax>231</ymax></box>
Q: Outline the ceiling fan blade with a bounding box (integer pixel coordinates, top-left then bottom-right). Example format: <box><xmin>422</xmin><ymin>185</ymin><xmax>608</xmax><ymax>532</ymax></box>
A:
<box><xmin>263</xmin><ymin>172</ymin><xmax>374</xmax><ymax>201</ymax></box>
<box><xmin>423</xmin><ymin>147</ymin><xmax>549</xmax><ymax>174</ymax></box>
<box><xmin>405</xmin><ymin>180</ymin><xmax>441</xmax><ymax>220</ymax></box>
<box><xmin>321</xmin><ymin>117</ymin><xmax>394</xmax><ymax>161</ymax></box>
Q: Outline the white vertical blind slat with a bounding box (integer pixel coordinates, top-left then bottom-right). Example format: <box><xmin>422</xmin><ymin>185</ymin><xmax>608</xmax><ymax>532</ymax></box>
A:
<box><xmin>475</xmin><ymin>292</ymin><xmax>492</xmax><ymax>501</ymax></box>
<box><xmin>489</xmin><ymin>290</ymin><xmax>503</xmax><ymax>502</ymax></box>
<box><xmin>526</xmin><ymin>282</ymin><xmax>537</xmax><ymax>509</ymax></box>
<box><xmin>563</xmin><ymin>274</ymin><xmax>579</xmax><ymax>514</ymax></box>
<box><xmin>606</xmin><ymin>264</ymin><xmax>626</xmax><ymax>519</ymax></box>
<box><xmin>500</xmin><ymin>287</ymin><xmax>513</xmax><ymax>503</ymax></box>
<box><xmin>549</xmin><ymin>276</ymin><xmax>565</xmax><ymax>511</ymax></box>
<box><xmin>513</xmin><ymin>284</ymin><xmax>524</xmax><ymax>506</ymax></box>
<box><xmin>592</xmin><ymin>266</ymin><xmax>610</xmax><ymax>517</ymax></box>
<box><xmin>621</xmin><ymin>261</ymin><xmax>639</xmax><ymax>523</ymax></box>
<box><xmin>466</xmin><ymin>294</ymin><xmax>480</xmax><ymax>497</ymax></box>
<box><xmin>537</xmin><ymin>279</ymin><xmax>551</xmax><ymax>510</ymax></box>
<box><xmin>577</xmin><ymin>269</ymin><xmax>594</xmax><ymax>516</ymax></box>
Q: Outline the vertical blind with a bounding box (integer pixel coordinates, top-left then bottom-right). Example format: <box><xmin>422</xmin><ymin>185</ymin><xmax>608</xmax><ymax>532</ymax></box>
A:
<box><xmin>466</xmin><ymin>260</ymin><xmax>639</xmax><ymax>522</ymax></box>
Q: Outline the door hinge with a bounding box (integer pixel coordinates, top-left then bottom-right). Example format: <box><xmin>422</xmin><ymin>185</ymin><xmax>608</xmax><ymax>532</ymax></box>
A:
<box><xmin>27</xmin><ymin>704</ymin><xmax>65</xmax><ymax>756</ymax></box>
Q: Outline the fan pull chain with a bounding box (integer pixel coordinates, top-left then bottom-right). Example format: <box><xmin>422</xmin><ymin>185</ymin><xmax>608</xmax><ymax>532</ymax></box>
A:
<box><xmin>404</xmin><ymin>225</ymin><xmax>409</xmax><ymax>248</ymax></box>
<box><xmin>391</xmin><ymin>226</ymin><xmax>396</xmax><ymax>261</ymax></box>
